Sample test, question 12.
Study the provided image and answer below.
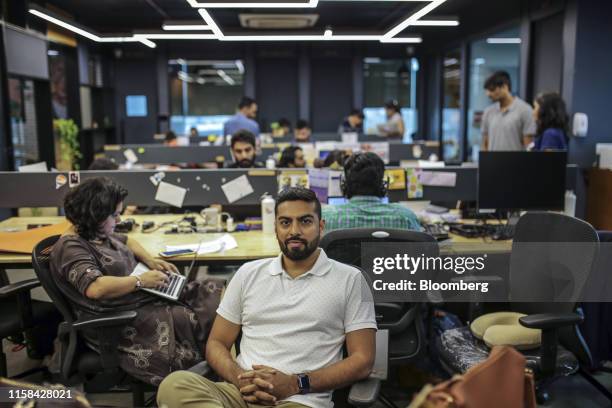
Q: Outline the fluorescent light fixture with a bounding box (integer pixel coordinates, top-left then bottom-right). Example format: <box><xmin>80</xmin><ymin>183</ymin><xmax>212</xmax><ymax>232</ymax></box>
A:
<box><xmin>29</xmin><ymin>8</ymin><xmax>101</xmax><ymax>42</ymax></box>
<box><xmin>486</xmin><ymin>37</ymin><xmax>522</xmax><ymax>44</ymax></box>
<box><xmin>379</xmin><ymin>37</ymin><xmax>423</xmax><ymax>43</ymax></box>
<box><xmin>188</xmin><ymin>0</ymin><xmax>318</xmax><ymax>8</ymax></box>
<box><xmin>134</xmin><ymin>33</ymin><xmax>217</xmax><ymax>40</ymax></box>
<box><xmin>412</xmin><ymin>19</ymin><xmax>458</xmax><ymax>26</ymax></box>
<box><xmin>163</xmin><ymin>23</ymin><xmax>211</xmax><ymax>31</ymax></box>
<box><xmin>197</xmin><ymin>9</ymin><xmax>224</xmax><ymax>38</ymax></box>
<box><xmin>444</xmin><ymin>57</ymin><xmax>458</xmax><ymax>66</ymax></box>
<box><xmin>138</xmin><ymin>38</ymin><xmax>157</xmax><ymax>48</ymax></box>
<box><xmin>383</xmin><ymin>0</ymin><xmax>446</xmax><ymax>39</ymax></box>
<box><xmin>217</xmin><ymin>69</ymin><xmax>236</xmax><ymax>85</ymax></box>
<box><xmin>235</xmin><ymin>60</ymin><xmax>245</xmax><ymax>74</ymax></box>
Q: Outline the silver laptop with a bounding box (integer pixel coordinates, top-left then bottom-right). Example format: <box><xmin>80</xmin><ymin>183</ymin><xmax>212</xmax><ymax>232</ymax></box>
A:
<box><xmin>131</xmin><ymin>263</ymin><xmax>187</xmax><ymax>301</ymax></box>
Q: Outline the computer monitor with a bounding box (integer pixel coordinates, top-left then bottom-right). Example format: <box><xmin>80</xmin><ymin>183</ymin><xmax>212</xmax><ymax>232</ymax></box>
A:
<box><xmin>478</xmin><ymin>151</ymin><xmax>567</xmax><ymax>212</ymax></box>
<box><xmin>327</xmin><ymin>196</ymin><xmax>389</xmax><ymax>205</ymax></box>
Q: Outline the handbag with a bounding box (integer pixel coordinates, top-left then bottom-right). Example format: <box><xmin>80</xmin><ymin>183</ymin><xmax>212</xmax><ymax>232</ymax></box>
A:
<box><xmin>408</xmin><ymin>346</ymin><xmax>537</xmax><ymax>408</ymax></box>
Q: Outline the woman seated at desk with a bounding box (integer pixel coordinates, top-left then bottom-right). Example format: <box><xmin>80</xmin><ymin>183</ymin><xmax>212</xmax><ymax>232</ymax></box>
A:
<box><xmin>377</xmin><ymin>99</ymin><xmax>405</xmax><ymax>139</ymax></box>
<box><xmin>50</xmin><ymin>177</ymin><xmax>223</xmax><ymax>386</ymax></box>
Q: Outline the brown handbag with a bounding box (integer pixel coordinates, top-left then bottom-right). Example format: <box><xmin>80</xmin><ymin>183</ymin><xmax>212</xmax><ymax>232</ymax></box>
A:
<box><xmin>408</xmin><ymin>346</ymin><xmax>537</xmax><ymax>408</ymax></box>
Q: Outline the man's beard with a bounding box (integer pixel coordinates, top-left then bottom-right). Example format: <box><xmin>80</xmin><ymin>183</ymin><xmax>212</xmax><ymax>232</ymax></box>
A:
<box><xmin>278</xmin><ymin>235</ymin><xmax>320</xmax><ymax>261</ymax></box>
<box><xmin>236</xmin><ymin>158</ymin><xmax>255</xmax><ymax>168</ymax></box>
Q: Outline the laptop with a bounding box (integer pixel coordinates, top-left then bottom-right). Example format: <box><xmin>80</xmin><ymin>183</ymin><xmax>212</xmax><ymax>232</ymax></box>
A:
<box><xmin>131</xmin><ymin>263</ymin><xmax>187</xmax><ymax>301</ymax></box>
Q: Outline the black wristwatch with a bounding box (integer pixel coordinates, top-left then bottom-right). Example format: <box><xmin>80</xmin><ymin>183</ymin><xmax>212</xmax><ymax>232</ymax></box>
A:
<box><xmin>296</xmin><ymin>373</ymin><xmax>310</xmax><ymax>395</ymax></box>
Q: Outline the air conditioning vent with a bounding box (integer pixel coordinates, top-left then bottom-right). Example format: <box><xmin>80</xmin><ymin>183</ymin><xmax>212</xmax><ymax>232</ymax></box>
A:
<box><xmin>239</xmin><ymin>14</ymin><xmax>319</xmax><ymax>29</ymax></box>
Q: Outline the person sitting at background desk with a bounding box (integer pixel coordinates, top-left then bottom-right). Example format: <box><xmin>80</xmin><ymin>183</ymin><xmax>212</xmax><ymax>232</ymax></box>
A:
<box><xmin>50</xmin><ymin>177</ymin><xmax>223</xmax><ymax>386</ymax></box>
<box><xmin>223</xmin><ymin>96</ymin><xmax>260</xmax><ymax>139</ymax></box>
<box><xmin>532</xmin><ymin>92</ymin><xmax>569</xmax><ymax>151</ymax></box>
<box><xmin>226</xmin><ymin>130</ymin><xmax>264</xmax><ymax>168</ymax></box>
<box><xmin>278</xmin><ymin>146</ymin><xmax>306</xmax><ymax>168</ymax></box>
<box><xmin>322</xmin><ymin>152</ymin><xmax>420</xmax><ymax>231</ymax></box>
<box><xmin>377</xmin><ymin>100</ymin><xmax>404</xmax><ymax>139</ymax></box>
<box><xmin>157</xmin><ymin>187</ymin><xmax>376</xmax><ymax>408</ymax></box>
<box><xmin>272</xmin><ymin>118</ymin><xmax>292</xmax><ymax>138</ymax></box>
<box><xmin>338</xmin><ymin>109</ymin><xmax>364</xmax><ymax>134</ymax></box>
<box><xmin>164</xmin><ymin>131</ymin><xmax>178</xmax><ymax>146</ymax></box>
<box><xmin>294</xmin><ymin>119</ymin><xmax>312</xmax><ymax>143</ymax></box>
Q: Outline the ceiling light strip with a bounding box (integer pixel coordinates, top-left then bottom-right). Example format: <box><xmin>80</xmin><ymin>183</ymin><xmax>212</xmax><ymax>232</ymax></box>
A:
<box><xmin>162</xmin><ymin>24</ymin><xmax>212</xmax><ymax>30</ymax></box>
<box><xmin>197</xmin><ymin>9</ymin><xmax>224</xmax><ymax>38</ymax></box>
<box><xmin>383</xmin><ymin>0</ymin><xmax>446</xmax><ymax>39</ymax></box>
<box><xmin>188</xmin><ymin>0</ymin><xmax>318</xmax><ymax>8</ymax></box>
<box><xmin>135</xmin><ymin>33</ymin><xmax>218</xmax><ymax>39</ymax></box>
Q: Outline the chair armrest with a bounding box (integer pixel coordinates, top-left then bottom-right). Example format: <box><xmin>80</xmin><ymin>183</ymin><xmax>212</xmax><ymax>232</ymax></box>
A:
<box><xmin>519</xmin><ymin>312</ymin><xmax>583</xmax><ymax>330</ymax></box>
<box><xmin>348</xmin><ymin>378</ymin><xmax>381</xmax><ymax>407</ymax></box>
<box><xmin>0</xmin><ymin>279</ymin><xmax>41</xmax><ymax>298</ymax></box>
<box><xmin>71</xmin><ymin>311</ymin><xmax>138</xmax><ymax>330</ymax></box>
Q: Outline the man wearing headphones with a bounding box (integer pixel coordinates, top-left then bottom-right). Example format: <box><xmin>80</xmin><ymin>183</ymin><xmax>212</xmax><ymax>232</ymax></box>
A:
<box><xmin>322</xmin><ymin>152</ymin><xmax>420</xmax><ymax>232</ymax></box>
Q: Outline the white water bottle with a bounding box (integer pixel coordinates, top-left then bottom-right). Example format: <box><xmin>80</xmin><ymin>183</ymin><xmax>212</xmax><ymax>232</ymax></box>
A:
<box><xmin>261</xmin><ymin>194</ymin><xmax>275</xmax><ymax>234</ymax></box>
<box><xmin>266</xmin><ymin>156</ymin><xmax>276</xmax><ymax>169</ymax></box>
<box><xmin>564</xmin><ymin>190</ymin><xmax>576</xmax><ymax>217</ymax></box>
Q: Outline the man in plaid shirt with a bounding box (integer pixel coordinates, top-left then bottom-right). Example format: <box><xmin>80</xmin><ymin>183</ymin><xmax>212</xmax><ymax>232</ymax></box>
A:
<box><xmin>322</xmin><ymin>152</ymin><xmax>420</xmax><ymax>232</ymax></box>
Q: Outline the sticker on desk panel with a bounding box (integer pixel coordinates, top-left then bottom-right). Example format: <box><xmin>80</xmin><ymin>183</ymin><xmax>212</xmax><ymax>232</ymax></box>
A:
<box><xmin>221</xmin><ymin>174</ymin><xmax>255</xmax><ymax>203</ymax></box>
<box><xmin>123</xmin><ymin>148</ymin><xmax>138</xmax><ymax>163</ymax></box>
<box><xmin>68</xmin><ymin>171</ymin><xmax>80</xmax><ymax>188</ymax></box>
<box><xmin>385</xmin><ymin>169</ymin><xmax>406</xmax><ymax>190</ymax></box>
<box><xmin>155</xmin><ymin>181</ymin><xmax>187</xmax><ymax>208</ymax></box>
<box><xmin>406</xmin><ymin>168</ymin><xmax>423</xmax><ymax>199</ymax></box>
<box><xmin>55</xmin><ymin>174</ymin><xmax>67</xmax><ymax>190</ymax></box>
<box><xmin>149</xmin><ymin>171</ymin><xmax>166</xmax><ymax>187</ymax></box>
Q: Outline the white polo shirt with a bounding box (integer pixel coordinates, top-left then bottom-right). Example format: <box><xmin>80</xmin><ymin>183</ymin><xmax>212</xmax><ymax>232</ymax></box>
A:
<box><xmin>217</xmin><ymin>249</ymin><xmax>377</xmax><ymax>408</ymax></box>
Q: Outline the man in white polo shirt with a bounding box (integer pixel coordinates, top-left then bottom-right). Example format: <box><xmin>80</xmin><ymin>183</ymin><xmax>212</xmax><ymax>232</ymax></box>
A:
<box><xmin>157</xmin><ymin>187</ymin><xmax>377</xmax><ymax>408</ymax></box>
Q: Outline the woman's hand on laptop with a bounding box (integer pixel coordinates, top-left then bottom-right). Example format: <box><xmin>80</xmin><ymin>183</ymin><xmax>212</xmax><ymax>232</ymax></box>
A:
<box><xmin>139</xmin><ymin>270</ymin><xmax>170</xmax><ymax>288</ymax></box>
<box><xmin>145</xmin><ymin>258</ymin><xmax>179</xmax><ymax>274</ymax></box>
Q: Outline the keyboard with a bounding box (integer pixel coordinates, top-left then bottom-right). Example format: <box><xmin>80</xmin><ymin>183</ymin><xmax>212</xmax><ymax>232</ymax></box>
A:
<box><xmin>131</xmin><ymin>263</ymin><xmax>187</xmax><ymax>301</ymax></box>
<box><xmin>422</xmin><ymin>223</ymin><xmax>450</xmax><ymax>241</ymax></box>
<box><xmin>488</xmin><ymin>224</ymin><xmax>515</xmax><ymax>241</ymax></box>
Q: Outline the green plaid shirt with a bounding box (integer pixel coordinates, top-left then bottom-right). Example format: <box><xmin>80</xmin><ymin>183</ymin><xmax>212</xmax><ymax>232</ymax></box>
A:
<box><xmin>322</xmin><ymin>196</ymin><xmax>421</xmax><ymax>232</ymax></box>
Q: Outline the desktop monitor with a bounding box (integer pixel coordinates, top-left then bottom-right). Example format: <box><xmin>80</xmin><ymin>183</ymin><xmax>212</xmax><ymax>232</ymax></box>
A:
<box><xmin>478</xmin><ymin>151</ymin><xmax>567</xmax><ymax>212</ymax></box>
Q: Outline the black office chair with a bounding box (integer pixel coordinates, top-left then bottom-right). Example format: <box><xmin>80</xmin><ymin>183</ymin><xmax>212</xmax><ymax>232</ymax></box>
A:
<box><xmin>435</xmin><ymin>212</ymin><xmax>612</xmax><ymax>403</ymax></box>
<box><xmin>0</xmin><ymin>269</ymin><xmax>60</xmax><ymax>379</ymax></box>
<box><xmin>321</xmin><ymin>228</ymin><xmax>438</xmax><ymax>408</ymax></box>
<box><xmin>31</xmin><ymin>235</ymin><xmax>151</xmax><ymax>406</ymax></box>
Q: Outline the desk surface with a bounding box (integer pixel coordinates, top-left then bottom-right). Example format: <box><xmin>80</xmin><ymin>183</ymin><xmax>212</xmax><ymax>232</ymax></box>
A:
<box><xmin>0</xmin><ymin>215</ymin><xmax>511</xmax><ymax>266</ymax></box>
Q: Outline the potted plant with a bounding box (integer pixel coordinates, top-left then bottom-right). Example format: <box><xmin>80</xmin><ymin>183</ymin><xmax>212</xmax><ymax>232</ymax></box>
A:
<box><xmin>54</xmin><ymin>119</ymin><xmax>81</xmax><ymax>170</ymax></box>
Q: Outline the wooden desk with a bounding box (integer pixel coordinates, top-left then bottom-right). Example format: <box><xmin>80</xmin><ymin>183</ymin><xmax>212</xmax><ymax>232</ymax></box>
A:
<box><xmin>0</xmin><ymin>215</ymin><xmax>511</xmax><ymax>268</ymax></box>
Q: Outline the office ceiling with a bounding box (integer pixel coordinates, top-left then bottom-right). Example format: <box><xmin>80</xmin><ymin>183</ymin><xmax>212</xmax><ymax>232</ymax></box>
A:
<box><xmin>38</xmin><ymin>0</ymin><xmax>533</xmax><ymax>44</ymax></box>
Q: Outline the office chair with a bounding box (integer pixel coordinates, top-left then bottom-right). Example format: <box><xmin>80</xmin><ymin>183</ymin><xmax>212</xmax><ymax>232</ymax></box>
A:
<box><xmin>434</xmin><ymin>212</ymin><xmax>612</xmax><ymax>404</ymax></box>
<box><xmin>0</xmin><ymin>269</ymin><xmax>60</xmax><ymax>379</ymax></box>
<box><xmin>321</xmin><ymin>228</ymin><xmax>438</xmax><ymax>408</ymax></box>
<box><xmin>32</xmin><ymin>235</ymin><xmax>150</xmax><ymax>406</ymax></box>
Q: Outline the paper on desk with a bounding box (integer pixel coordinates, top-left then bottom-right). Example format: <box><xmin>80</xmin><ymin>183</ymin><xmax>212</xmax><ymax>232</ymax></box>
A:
<box><xmin>308</xmin><ymin>168</ymin><xmax>329</xmax><ymax>203</ymax></box>
<box><xmin>341</xmin><ymin>132</ymin><xmax>358</xmax><ymax>144</ymax></box>
<box><xmin>131</xmin><ymin>262</ymin><xmax>149</xmax><ymax>276</ymax></box>
<box><xmin>165</xmin><ymin>234</ymin><xmax>238</xmax><ymax>254</ymax></box>
<box><xmin>123</xmin><ymin>148</ymin><xmax>138</xmax><ymax>163</ymax></box>
<box><xmin>155</xmin><ymin>181</ymin><xmax>187</xmax><ymax>207</ymax></box>
<box><xmin>221</xmin><ymin>174</ymin><xmax>254</xmax><ymax>203</ymax></box>
<box><xmin>419</xmin><ymin>171</ymin><xmax>457</xmax><ymax>187</ymax></box>
<box><xmin>328</xmin><ymin>170</ymin><xmax>343</xmax><ymax>197</ymax></box>
<box><xmin>18</xmin><ymin>162</ymin><xmax>47</xmax><ymax>172</ymax></box>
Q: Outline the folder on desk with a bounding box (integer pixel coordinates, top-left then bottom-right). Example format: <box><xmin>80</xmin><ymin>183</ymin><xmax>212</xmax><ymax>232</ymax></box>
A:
<box><xmin>0</xmin><ymin>221</ymin><xmax>70</xmax><ymax>254</ymax></box>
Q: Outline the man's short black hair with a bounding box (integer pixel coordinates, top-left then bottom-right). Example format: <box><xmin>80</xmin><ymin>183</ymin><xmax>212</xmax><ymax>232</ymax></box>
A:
<box><xmin>275</xmin><ymin>187</ymin><xmax>322</xmax><ymax>220</ymax></box>
<box><xmin>88</xmin><ymin>158</ymin><xmax>119</xmax><ymax>170</ymax></box>
<box><xmin>230</xmin><ymin>129</ymin><xmax>256</xmax><ymax>149</ymax></box>
<box><xmin>342</xmin><ymin>152</ymin><xmax>386</xmax><ymax>198</ymax></box>
<box><xmin>349</xmin><ymin>109</ymin><xmax>364</xmax><ymax>119</ymax></box>
<box><xmin>165</xmin><ymin>131</ymin><xmax>177</xmax><ymax>143</ymax></box>
<box><xmin>238</xmin><ymin>96</ymin><xmax>256</xmax><ymax>109</ymax></box>
<box><xmin>484</xmin><ymin>71</ymin><xmax>511</xmax><ymax>91</ymax></box>
<box><xmin>64</xmin><ymin>177</ymin><xmax>128</xmax><ymax>241</ymax></box>
<box><xmin>296</xmin><ymin>119</ymin><xmax>310</xmax><ymax>130</ymax></box>
<box><xmin>384</xmin><ymin>100</ymin><xmax>401</xmax><ymax>113</ymax></box>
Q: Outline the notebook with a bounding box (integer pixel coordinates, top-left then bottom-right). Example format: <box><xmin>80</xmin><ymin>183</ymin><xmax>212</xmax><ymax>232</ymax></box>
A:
<box><xmin>131</xmin><ymin>263</ymin><xmax>186</xmax><ymax>301</ymax></box>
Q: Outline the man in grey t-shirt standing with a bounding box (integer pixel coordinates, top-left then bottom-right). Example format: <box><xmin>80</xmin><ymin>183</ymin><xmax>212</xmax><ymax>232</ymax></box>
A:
<box><xmin>481</xmin><ymin>71</ymin><xmax>536</xmax><ymax>151</ymax></box>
